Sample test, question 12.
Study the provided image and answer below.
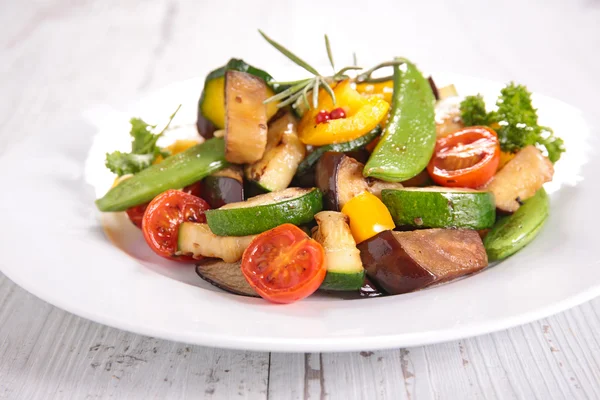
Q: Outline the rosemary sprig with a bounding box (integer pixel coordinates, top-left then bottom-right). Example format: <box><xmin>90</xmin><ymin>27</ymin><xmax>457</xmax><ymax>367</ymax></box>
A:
<box><xmin>355</xmin><ymin>58</ymin><xmax>408</xmax><ymax>83</ymax></box>
<box><xmin>260</xmin><ymin>31</ymin><xmax>407</xmax><ymax>110</ymax></box>
<box><xmin>258</xmin><ymin>30</ymin><xmax>320</xmax><ymax>76</ymax></box>
<box><xmin>324</xmin><ymin>34</ymin><xmax>335</xmax><ymax>72</ymax></box>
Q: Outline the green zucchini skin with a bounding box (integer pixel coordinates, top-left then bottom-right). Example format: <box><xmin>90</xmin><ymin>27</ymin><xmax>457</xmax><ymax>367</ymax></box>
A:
<box><xmin>484</xmin><ymin>188</ymin><xmax>549</xmax><ymax>261</ymax></box>
<box><xmin>381</xmin><ymin>188</ymin><xmax>496</xmax><ymax>229</ymax></box>
<box><xmin>204</xmin><ymin>58</ymin><xmax>278</xmax><ymax>88</ymax></box>
<box><xmin>296</xmin><ymin>126</ymin><xmax>381</xmax><ymax>176</ymax></box>
<box><xmin>320</xmin><ymin>270</ymin><xmax>365</xmax><ymax>291</ymax></box>
<box><xmin>364</xmin><ymin>60</ymin><xmax>436</xmax><ymax>182</ymax></box>
<box><xmin>205</xmin><ymin>188</ymin><xmax>323</xmax><ymax>236</ymax></box>
<box><xmin>96</xmin><ymin>138</ymin><xmax>228</xmax><ymax>212</ymax></box>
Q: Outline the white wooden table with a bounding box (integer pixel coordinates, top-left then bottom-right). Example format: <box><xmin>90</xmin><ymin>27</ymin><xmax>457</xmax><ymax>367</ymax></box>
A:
<box><xmin>1</xmin><ymin>0</ymin><xmax>600</xmax><ymax>398</ymax></box>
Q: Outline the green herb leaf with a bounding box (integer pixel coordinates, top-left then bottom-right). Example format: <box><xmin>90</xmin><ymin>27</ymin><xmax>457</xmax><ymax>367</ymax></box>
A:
<box><xmin>105</xmin><ymin>105</ymin><xmax>181</xmax><ymax>176</ymax></box>
<box><xmin>460</xmin><ymin>95</ymin><xmax>491</xmax><ymax>127</ymax></box>
<box><xmin>324</xmin><ymin>34</ymin><xmax>335</xmax><ymax>71</ymax></box>
<box><xmin>321</xmin><ymin>80</ymin><xmax>336</xmax><ymax>106</ymax></box>
<box><xmin>105</xmin><ymin>151</ymin><xmax>155</xmax><ymax>176</ymax></box>
<box><xmin>302</xmin><ymin>83</ymin><xmax>311</xmax><ymax>110</ymax></box>
<box><xmin>264</xmin><ymin>80</ymin><xmax>311</xmax><ymax>104</ymax></box>
<box><xmin>312</xmin><ymin>77</ymin><xmax>320</xmax><ymax>108</ymax></box>
<box><xmin>259</xmin><ymin>30</ymin><xmax>320</xmax><ymax>76</ymax></box>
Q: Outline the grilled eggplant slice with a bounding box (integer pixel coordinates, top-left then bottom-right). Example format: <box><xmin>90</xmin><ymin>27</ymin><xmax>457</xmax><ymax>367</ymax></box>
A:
<box><xmin>358</xmin><ymin>229</ymin><xmax>487</xmax><ymax>295</ymax></box>
<box><xmin>178</xmin><ymin>222</ymin><xmax>256</xmax><ymax>262</ymax></box>
<box><xmin>316</xmin><ymin>152</ymin><xmax>402</xmax><ymax>211</ymax></box>
<box><xmin>245</xmin><ymin>111</ymin><xmax>306</xmax><ymax>192</ymax></box>
<box><xmin>196</xmin><ymin>260</ymin><xmax>259</xmax><ymax>298</ymax></box>
<box><xmin>224</xmin><ymin>70</ymin><xmax>268</xmax><ymax>163</ymax></box>
<box><xmin>485</xmin><ymin>145</ymin><xmax>554</xmax><ymax>213</ymax></box>
<box><xmin>203</xmin><ymin>166</ymin><xmax>244</xmax><ymax>208</ymax></box>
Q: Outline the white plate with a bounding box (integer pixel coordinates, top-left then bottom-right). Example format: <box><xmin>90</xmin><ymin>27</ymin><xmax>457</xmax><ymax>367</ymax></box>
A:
<box><xmin>0</xmin><ymin>72</ymin><xmax>596</xmax><ymax>352</ymax></box>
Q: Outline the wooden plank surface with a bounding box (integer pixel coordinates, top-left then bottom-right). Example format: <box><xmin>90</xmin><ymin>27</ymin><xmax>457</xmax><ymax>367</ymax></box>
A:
<box><xmin>1</xmin><ymin>0</ymin><xmax>599</xmax><ymax>398</ymax></box>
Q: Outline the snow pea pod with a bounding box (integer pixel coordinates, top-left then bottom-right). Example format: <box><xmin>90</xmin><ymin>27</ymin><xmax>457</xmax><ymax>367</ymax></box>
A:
<box><xmin>363</xmin><ymin>60</ymin><xmax>436</xmax><ymax>182</ymax></box>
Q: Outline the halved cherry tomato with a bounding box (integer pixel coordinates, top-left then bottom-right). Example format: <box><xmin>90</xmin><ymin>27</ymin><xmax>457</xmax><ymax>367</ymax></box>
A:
<box><xmin>241</xmin><ymin>224</ymin><xmax>326</xmax><ymax>304</ymax></box>
<box><xmin>125</xmin><ymin>181</ymin><xmax>203</xmax><ymax>229</ymax></box>
<box><xmin>142</xmin><ymin>189</ymin><xmax>210</xmax><ymax>262</ymax></box>
<box><xmin>427</xmin><ymin>126</ymin><xmax>500</xmax><ymax>188</ymax></box>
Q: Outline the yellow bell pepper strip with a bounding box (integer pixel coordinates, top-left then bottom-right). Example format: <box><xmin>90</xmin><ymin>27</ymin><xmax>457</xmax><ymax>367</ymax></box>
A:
<box><xmin>355</xmin><ymin>81</ymin><xmax>393</xmax><ymax>104</ymax></box>
<box><xmin>341</xmin><ymin>191</ymin><xmax>395</xmax><ymax>244</ymax></box>
<box><xmin>298</xmin><ymin>80</ymin><xmax>389</xmax><ymax>146</ymax></box>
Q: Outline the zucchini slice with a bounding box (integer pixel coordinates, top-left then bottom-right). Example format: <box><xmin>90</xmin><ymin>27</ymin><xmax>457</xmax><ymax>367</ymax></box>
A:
<box><xmin>245</xmin><ymin>111</ymin><xmax>306</xmax><ymax>192</ymax></box>
<box><xmin>195</xmin><ymin>260</ymin><xmax>259</xmax><ymax>298</ymax></box>
<box><xmin>198</xmin><ymin>59</ymin><xmax>279</xmax><ymax>136</ymax></box>
<box><xmin>312</xmin><ymin>211</ymin><xmax>365</xmax><ymax>291</ymax></box>
<box><xmin>224</xmin><ymin>70</ymin><xmax>269</xmax><ymax>164</ymax></box>
<box><xmin>205</xmin><ymin>187</ymin><xmax>323</xmax><ymax>236</ymax></box>
<box><xmin>177</xmin><ymin>222</ymin><xmax>256</xmax><ymax>262</ymax></box>
<box><xmin>381</xmin><ymin>187</ymin><xmax>496</xmax><ymax>229</ymax></box>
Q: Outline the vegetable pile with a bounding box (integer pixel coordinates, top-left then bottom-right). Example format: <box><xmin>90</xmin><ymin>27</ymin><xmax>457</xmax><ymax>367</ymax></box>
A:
<box><xmin>95</xmin><ymin>31</ymin><xmax>564</xmax><ymax>303</ymax></box>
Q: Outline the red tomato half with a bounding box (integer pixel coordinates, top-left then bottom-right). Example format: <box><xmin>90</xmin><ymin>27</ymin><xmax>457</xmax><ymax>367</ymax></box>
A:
<box><xmin>427</xmin><ymin>126</ymin><xmax>500</xmax><ymax>188</ymax></box>
<box><xmin>241</xmin><ymin>224</ymin><xmax>326</xmax><ymax>304</ymax></box>
<box><xmin>125</xmin><ymin>181</ymin><xmax>203</xmax><ymax>229</ymax></box>
<box><xmin>142</xmin><ymin>190</ymin><xmax>210</xmax><ymax>262</ymax></box>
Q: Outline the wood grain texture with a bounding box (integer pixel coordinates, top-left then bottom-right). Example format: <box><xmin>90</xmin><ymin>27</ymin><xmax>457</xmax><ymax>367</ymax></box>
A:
<box><xmin>1</xmin><ymin>0</ymin><xmax>600</xmax><ymax>398</ymax></box>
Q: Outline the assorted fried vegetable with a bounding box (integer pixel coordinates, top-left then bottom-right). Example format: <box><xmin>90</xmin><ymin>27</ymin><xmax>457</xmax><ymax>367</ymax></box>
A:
<box><xmin>95</xmin><ymin>30</ymin><xmax>564</xmax><ymax>304</ymax></box>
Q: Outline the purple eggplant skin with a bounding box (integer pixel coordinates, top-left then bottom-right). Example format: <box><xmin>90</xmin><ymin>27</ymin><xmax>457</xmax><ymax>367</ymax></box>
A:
<box><xmin>315</xmin><ymin>152</ymin><xmax>345</xmax><ymax>211</ymax></box>
<box><xmin>196</xmin><ymin>107</ymin><xmax>217</xmax><ymax>139</ymax></box>
<box><xmin>195</xmin><ymin>260</ymin><xmax>259</xmax><ymax>298</ymax></box>
<box><xmin>344</xmin><ymin>149</ymin><xmax>369</xmax><ymax>164</ymax></box>
<box><xmin>358</xmin><ymin>230</ymin><xmax>436</xmax><ymax>294</ymax></box>
<box><xmin>291</xmin><ymin>168</ymin><xmax>316</xmax><ymax>189</ymax></box>
<box><xmin>203</xmin><ymin>174</ymin><xmax>244</xmax><ymax>208</ymax></box>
